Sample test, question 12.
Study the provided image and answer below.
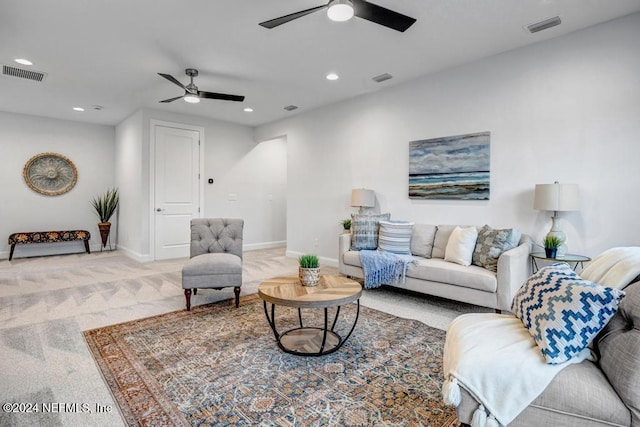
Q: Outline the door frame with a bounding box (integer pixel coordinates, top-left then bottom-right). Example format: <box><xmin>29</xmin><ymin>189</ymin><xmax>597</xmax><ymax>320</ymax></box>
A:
<box><xmin>149</xmin><ymin>119</ymin><xmax>205</xmax><ymax>261</ymax></box>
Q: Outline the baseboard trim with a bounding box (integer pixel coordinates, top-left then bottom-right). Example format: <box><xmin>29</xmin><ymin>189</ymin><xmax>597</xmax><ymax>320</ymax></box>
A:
<box><xmin>244</xmin><ymin>241</ymin><xmax>286</xmax><ymax>251</ymax></box>
<box><xmin>286</xmin><ymin>249</ymin><xmax>338</xmax><ymax>268</ymax></box>
<box><xmin>116</xmin><ymin>245</ymin><xmax>153</xmax><ymax>263</ymax></box>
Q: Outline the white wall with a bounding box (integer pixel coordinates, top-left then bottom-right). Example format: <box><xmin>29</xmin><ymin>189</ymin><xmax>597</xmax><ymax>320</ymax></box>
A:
<box><xmin>255</xmin><ymin>13</ymin><xmax>640</xmax><ymax>263</ymax></box>
<box><xmin>0</xmin><ymin>111</ymin><xmax>115</xmax><ymax>258</ymax></box>
<box><xmin>114</xmin><ymin>108</ymin><xmax>287</xmax><ymax>260</ymax></box>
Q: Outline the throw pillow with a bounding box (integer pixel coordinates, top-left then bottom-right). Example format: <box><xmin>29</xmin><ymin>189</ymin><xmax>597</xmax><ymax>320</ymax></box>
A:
<box><xmin>350</xmin><ymin>213</ymin><xmax>391</xmax><ymax>251</ymax></box>
<box><xmin>378</xmin><ymin>220</ymin><xmax>414</xmax><ymax>255</ymax></box>
<box><xmin>472</xmin><ymin>225</ymin><xmax>520</xmax><ymax>272</ymax></box>
<box><xmin>511</xmin><ymin>263</ymin><xmax>625</xmax><ymax>364</ymax></box>
<box><xmin>410</xmin><ymin>224</ymin><xmax>437</xmax><ymax>258</ymax></box>
<box><xmin>444</xmin><ymin>226</ymin><xmax>478</xmax><ymax>266</ymax></box>
<box><xmin>432</xmin><ymin>225</ymin><xmax>461</xmax><ymax>259</ymax></box>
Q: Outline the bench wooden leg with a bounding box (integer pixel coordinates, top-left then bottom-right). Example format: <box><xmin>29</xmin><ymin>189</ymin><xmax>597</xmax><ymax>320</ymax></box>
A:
<box><xmin>9</xmin><ymin>244</ymin><xmax>16</xmax><ymax>261</ymax></box>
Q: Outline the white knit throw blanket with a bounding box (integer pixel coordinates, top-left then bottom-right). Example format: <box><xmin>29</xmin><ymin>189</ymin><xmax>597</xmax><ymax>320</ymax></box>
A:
<box><xmin>442</xmin><ymin>313</ymin><xmax>591</xmax><ymax>426</ymax></box>
<box><xmin>579</xmin><ymin>246</ymin><xmax>640</xmax><ymax>289</ymax></box>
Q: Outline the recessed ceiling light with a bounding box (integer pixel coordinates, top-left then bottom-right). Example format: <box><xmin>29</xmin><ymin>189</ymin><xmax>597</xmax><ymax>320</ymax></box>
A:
<box><xmin>243</xmin><ymin>107</ymin><xmax>254</xmax><ymax>112</ymax></box>
<box><xmin>326</xmin><ymin>73</ymin><xmax>339</xmax><ymax>81</ymax></box>
<box><xmin>73</xmin><ymin>107</ymin><xmax>85</xmax><ymax>112</ymax></box>
<box><xmin>14</xmin><ymin>58</ymin><xmax>33</xmax><ymax>66</ymax></box>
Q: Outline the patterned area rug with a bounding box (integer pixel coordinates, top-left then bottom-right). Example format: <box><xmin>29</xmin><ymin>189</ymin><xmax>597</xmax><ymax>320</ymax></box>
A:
<box><xmin>84</xmin><ymin>294</ymin><xmax>458</xmax><ymax>426</ymax></box>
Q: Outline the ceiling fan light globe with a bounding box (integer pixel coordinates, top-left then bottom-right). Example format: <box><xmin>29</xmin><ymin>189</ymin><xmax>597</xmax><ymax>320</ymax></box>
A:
<box><xmin>184</xmin><ymin>95</ymin><xmax>200</xmax><ymax>103</ymax></box>
<box><xmin>327</xmin><ymin>0</ymin><xmax>354</xmax><ymax>22</ymax></box>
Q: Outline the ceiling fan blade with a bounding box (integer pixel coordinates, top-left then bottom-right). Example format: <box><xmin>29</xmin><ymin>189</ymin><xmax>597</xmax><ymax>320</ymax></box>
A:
<box><xmin>352</xmin><ymin>0</ymin><xmax>416</xmax><ymax>32</ymax></box>
<box><xmin>198</xmin><ymin>91</ymin><xmax>245</xmax><ymax>102</ymax></box>
<box><xmin>158</xmin><ymin>73</ymin><xmax>188</xmax><ymax>90</ymax></box>
<box><xmin>159</xmin><ymin>95</ymin><xmax>184</xmax><ymax>103</ymax></box>
<box><xmin>259</xmin><ymin>4</ymin><xmax>327</xmax><ymax>29</ymax></box>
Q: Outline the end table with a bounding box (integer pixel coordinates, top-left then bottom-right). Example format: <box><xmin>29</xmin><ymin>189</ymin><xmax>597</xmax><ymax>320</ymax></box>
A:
<box><xmin>530</xmin><ymin>252</ymin><xmax>591</xmax><ymax>273</ymax></box>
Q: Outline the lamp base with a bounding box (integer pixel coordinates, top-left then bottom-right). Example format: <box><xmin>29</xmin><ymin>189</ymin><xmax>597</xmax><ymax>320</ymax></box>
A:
<box><xmin>546</xmin><ymin>215</ymin><xmax>568</xmax><ymax>257</ymax></box>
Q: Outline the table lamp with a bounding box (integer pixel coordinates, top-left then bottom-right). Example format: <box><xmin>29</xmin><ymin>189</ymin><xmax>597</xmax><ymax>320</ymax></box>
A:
<box><xmin>351</xmin><ymin>189</ymin><xmax>375</xmax><ymax>214</ymax></box>
<box><xmin>533</xmin><ymin>181</ymin><xmax>580</xmax><ymax>256</ymax></box>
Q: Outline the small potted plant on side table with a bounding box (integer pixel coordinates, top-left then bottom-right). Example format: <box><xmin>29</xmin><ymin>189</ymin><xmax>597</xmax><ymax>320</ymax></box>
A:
<box><xmin>543</xmin><ymin>235</ymin><xmax>561</xmax><ymax>259</ymax></box>
<box><xmin>341</xmin><ymin>219</ymin><xmax>352</xmax><ymax>233</ymax></box>
<box><xmin>298</xmin><ymin>254</ymin><xmax>320</xmax><ymax>286</ymax></box>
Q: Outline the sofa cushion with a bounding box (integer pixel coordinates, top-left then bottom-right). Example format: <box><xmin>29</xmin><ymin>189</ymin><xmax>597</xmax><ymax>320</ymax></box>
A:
<box><xmin>406</xmin><ymin>258</ymin><xmax>497</xmax><ymax>292</ymax></box>
<box><xmin>511</xmin><ymin>263</ymin><xmax>625</xmax><ymax>364</ymax></box>
<box><xmin>493</xmin><ymin>361</ymin><xmax>630</xmax><ymax>427</ymax></box>
<box><xmin>444</xmin><ymin>226</ymin><xmax>478</xmax><ymax>266</ymax></box>
<box><xmin>410</xmin><ymin>224</ymin><xmax>437</xmax><ymax>258</ymax></box>
<box><xmin>472</xmin><ymin>225</ymin><xmax>521</xmax><ymax>272</ymax></box>
<box><xmin>350</xmin><ymin>213</ymin><xmax>391</xmax><ymax>250</ymax></box>
<box><xmin>432</xmin><ymin>225</ymin><xmax>459</xmax><ymax>258</ymax></box>
<box><xmin>377</xmin><ymin>220</ymin><xmax>414</xmax><ymax>255</ymax></box>
<box><xmin>595</xmin><ymin>281</ymin><xmax>640</xmax><ymax>424</ymax></box>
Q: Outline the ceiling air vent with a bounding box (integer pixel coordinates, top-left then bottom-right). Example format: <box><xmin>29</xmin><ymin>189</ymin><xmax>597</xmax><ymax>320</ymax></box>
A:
<box><xmin>284</xmin><ymin>105</ymin><xmax>298</xmax><ymax>111</ymax></box>
<box><xmin>3</xmin><ymin>65</ymin><xmax>47</xmax><ymax>82</ymax></box>
<box><xmin>527</xmin><ymin>16</ymin><xmax>561</xmax><ymax>33</ymax></box>
<box><xmin>372</xmin><ymin>73</ymin><xmax>393</xmax><ymax>83</ymax></box>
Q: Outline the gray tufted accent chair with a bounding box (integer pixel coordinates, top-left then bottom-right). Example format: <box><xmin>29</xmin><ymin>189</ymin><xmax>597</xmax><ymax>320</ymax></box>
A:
<box><xmin>181</xmin><ymin>218</ymin><xmax>244</xmax><ymax>310</ymax></box>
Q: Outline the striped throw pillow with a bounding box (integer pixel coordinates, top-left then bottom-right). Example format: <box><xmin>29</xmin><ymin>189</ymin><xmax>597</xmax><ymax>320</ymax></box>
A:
<box><xmin>378</xmin><ymin>221</ymin><xmax>414</xmax><ymax>255</ymax></box>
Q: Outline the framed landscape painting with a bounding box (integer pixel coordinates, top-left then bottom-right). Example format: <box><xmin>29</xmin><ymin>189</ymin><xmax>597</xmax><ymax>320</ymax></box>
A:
<box><xmin>409</xmin><ymin>132</ymin><xmax>490</xmax><ymax>200</ymax></box>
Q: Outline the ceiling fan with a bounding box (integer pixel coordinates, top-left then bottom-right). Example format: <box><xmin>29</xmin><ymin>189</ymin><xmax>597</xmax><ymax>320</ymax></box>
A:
<box><xmin>158</xmin><ymin>68</ymin><xmax>245</xmax><ymax>104</ymax></box>
<box><xmin>259</xmin><ymin>0</ymin><xmax>416</xmax><ymax>32</ymax></box>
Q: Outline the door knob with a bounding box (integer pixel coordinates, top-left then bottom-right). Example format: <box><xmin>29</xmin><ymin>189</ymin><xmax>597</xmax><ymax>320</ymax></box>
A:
<box><xmin>156</xmin><ymin>208</ymin><xmax>164</xmax><ymax>212</ymax></box>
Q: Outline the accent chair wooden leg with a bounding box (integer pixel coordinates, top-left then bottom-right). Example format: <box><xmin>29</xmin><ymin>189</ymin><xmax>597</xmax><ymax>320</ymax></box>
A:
<box><xmin>193</xmin><ymin>288</ymin><xmax>198</xmax><ymax>295</ymax></box>
<box><xmin>9</xmin><ymin>244</ymin><xmax>15</xmax><ymax>261</ymax></box>
<box><xmin>184</xmin><ymin>289</ymin><xmax>192</xmax><ymax>311</ymax></box>
<box><xmin>234</xmin><ymin>286</ymin><xmax>241</xmax><ymax>308</ymax></box>
<box><xmin>84</xmin><ymin>240</ymin><xmax>91</xmax><ymax>254</ymax></box>
<box><xmin>495</xmin><ymin>309</ymin><xmax>501</xmax><ymax>314</ymax></box>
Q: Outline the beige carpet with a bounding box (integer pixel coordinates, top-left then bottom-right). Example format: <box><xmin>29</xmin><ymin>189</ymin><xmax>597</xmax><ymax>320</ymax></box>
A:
<box><xmin>0</xmin><ymin>248</ymin><xmax>489</xmax><ymax>426</ymax></box>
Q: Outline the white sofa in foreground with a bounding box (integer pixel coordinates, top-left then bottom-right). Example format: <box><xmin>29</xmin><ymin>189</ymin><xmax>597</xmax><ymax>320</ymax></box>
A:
<box><xmin>339</xmin><ymin>224</ymin><xmax>532</xmax><ymax>312</ymax></box>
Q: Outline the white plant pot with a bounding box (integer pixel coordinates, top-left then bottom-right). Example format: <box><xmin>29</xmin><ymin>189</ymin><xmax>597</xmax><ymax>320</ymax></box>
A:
<box><xmin>299</xmin><ymin>267</ymin><xmax>320</xmax><ymax>287</ymax></box>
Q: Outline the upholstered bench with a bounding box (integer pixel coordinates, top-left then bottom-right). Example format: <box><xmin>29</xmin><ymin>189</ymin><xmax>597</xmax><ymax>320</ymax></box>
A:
<box><xmin>8</xmin><ymin>230</ymin><xmax>91</xmax><ymax>260</ymax></box>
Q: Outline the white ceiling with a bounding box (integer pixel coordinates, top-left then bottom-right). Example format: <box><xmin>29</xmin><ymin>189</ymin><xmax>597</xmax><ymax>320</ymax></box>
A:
<box><xmin>1</xmin><ymin>0</ymin><xmax>640</xmax><ymax>127</ymax></box>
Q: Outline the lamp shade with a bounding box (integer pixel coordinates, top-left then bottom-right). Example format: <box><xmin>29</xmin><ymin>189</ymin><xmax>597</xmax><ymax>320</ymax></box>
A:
<box><xmin>533</xmin><ymin>183</ymin><xmax>580</xmax><ymax>211</ymax></box>
<box><xmin>350</xmin><ymin>189</ymin><xmax>375</xmax><ymax>208</ymax></box>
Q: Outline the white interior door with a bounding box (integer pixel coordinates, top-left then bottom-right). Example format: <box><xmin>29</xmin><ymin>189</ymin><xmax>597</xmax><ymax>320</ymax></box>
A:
<box><xmin>154</xmin><ymin>125</ymin><xmax>200</xmax><ymax>260</ymax></box>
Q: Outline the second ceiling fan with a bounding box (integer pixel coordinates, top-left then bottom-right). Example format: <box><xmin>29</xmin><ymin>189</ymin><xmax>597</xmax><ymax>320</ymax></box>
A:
<box><xmin>158</xmin><ymin>68</ymin><xmax>245</xmax><ymax>104</ymax></box>
<box><xmin>259</xmin><ymin>0</ymin><xmax>416</xmax><ymax>33</ymax></box>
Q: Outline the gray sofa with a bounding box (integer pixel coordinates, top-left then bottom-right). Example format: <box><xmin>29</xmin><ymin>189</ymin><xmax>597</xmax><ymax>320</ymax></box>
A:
<box><xmin>338</xmin><ymin>224</ymin><xmax>532</xmax><ymax>312</ymax></box>
<box><xmin>456</xmin><ymin>281</ymin><xmax>640</xmax><ymax>426</ymax></box>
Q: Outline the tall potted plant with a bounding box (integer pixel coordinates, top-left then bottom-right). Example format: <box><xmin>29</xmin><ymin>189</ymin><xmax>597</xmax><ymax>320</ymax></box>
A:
<box><xmin>91</xmin><ymin>188</ymin><xmax>119</xmax><ymax>248</ymax></box>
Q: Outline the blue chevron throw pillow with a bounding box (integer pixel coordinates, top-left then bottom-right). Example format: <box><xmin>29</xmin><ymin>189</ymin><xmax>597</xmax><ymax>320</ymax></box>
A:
<box><xmin>511</xmin><ymin>263</ymin><xmax>625</xmax><ymax>364</ymax></box>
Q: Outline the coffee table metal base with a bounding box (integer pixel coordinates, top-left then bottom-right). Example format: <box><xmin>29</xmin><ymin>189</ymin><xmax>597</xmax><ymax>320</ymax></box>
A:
<box><xmin>262</xmin><ymin>300</ymin><xmax>360</xmax><ymax>357</ymax></box>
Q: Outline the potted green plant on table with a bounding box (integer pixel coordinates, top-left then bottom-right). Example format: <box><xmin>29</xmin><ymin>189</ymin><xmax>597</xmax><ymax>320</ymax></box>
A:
<box><xmin>91</xmin><ymin>188</ymin><xmax>119</xmax><ymax>248</ymax></box>
<box><xmin>341</xmin><ymin>218</ymin><xmax>352</xmax><ymax>232</ymax></box>
<box><xmin>298</xmin><ymin>254</ymin><xmax>320</xmax><ymax>286</ymax></box>
<box><xmin>543</xmin><ymin>235</ymin><xmax>561</xmax><ymax>259</ymax></box>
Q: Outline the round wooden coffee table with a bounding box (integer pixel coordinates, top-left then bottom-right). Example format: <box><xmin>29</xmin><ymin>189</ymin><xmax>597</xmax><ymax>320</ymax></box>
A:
<box><xmin>258</xmin><ymin>275</ymin><xmax>362</xmax><ymax>356</ymax></box>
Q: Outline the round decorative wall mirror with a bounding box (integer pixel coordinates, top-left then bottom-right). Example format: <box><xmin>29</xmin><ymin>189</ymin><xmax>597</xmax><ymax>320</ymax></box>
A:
<box><xmin>23</xmin><ymin>152</ymin><xmax>78</xmax><ymax>196</ymax></box>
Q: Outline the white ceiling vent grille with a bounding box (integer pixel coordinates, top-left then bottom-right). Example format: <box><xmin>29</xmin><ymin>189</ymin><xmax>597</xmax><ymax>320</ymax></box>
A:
<box><xmin>3</xmin><ymin>65</ymin><xmax>48</xmax><ymax>82</ymax></box>
<box><xmin>527</xmin><ymin>16</ymin><xmax>561</xmax><ymax>33</ymax></box>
